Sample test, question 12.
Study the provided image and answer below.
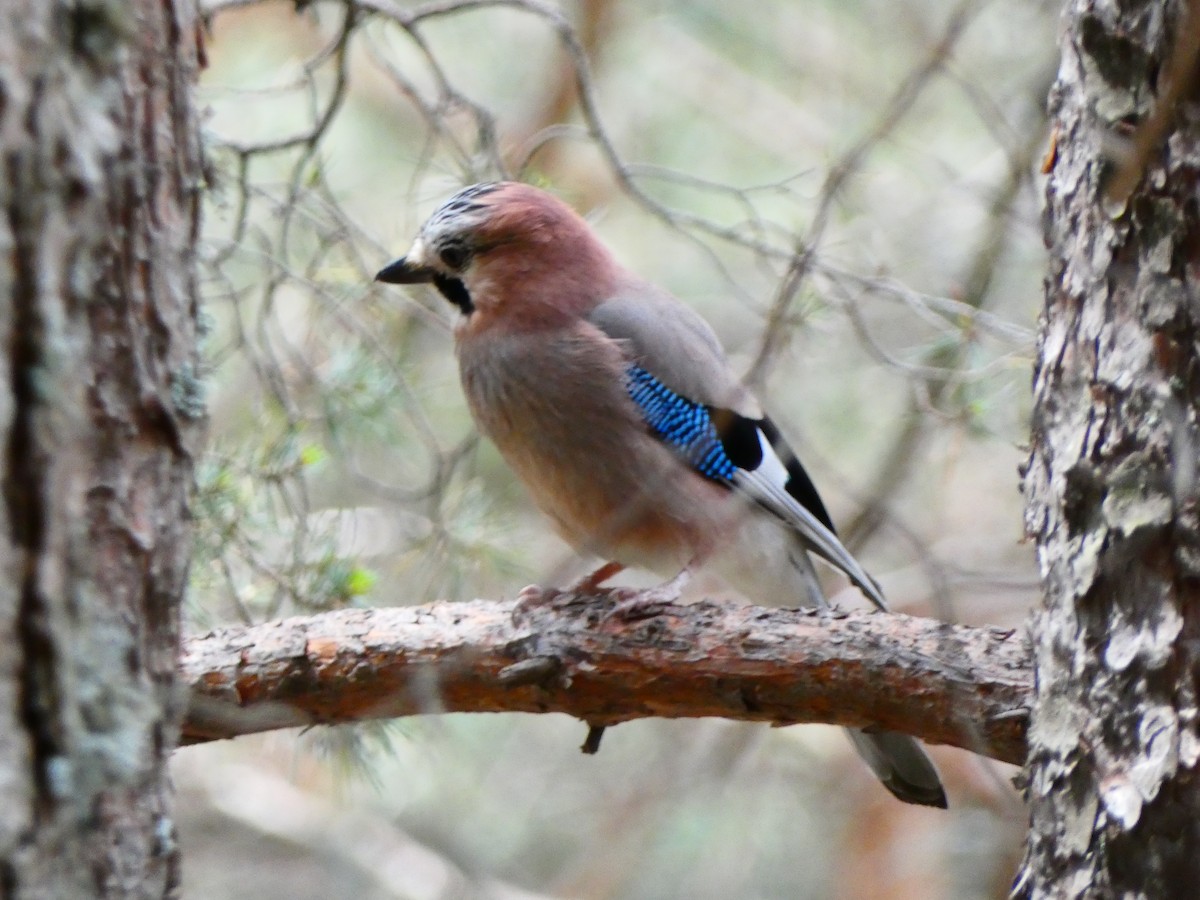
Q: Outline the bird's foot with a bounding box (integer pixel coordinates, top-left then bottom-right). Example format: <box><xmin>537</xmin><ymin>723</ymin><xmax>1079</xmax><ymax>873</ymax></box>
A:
<box><xmin>606</xmin><ymin>593</ymin><xmax>669</xmax><ymax>621</ymax></box>
<box><xmin>605</xmin><ymin>568</ymin><xmax>692</xmax><ymax>622</ymax></box>
<box><xmin>512</xmin><ymin>561</ymin><xmax>627</xmax><ymax>623</ymax></box>
<box><xmin>516</xmin><ymin>583</ymin><xmax>560</xmax><ymax>605</ymax></box>
<box><xmin>569</xmin><ymin>561</ymin><xmax>626</xmax><ymax>594</ymax></box>
<box><xmin>512</xmin><ymin>583</ymin><xmax>567</xmax><ymax>622</ymax></box>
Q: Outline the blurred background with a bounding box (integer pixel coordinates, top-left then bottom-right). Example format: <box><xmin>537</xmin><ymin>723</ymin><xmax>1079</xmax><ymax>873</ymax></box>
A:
<box><xmin>180</xmin><ymin>0</ymin><xmax>1058</xmax><ymax>896</ymax></box>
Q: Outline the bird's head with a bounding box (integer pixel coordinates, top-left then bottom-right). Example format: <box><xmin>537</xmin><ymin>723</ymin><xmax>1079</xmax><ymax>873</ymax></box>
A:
<box><xmin>376</xmin><ymin>182</ymin><xmax>618</xmax><ymax>320</ymax></box>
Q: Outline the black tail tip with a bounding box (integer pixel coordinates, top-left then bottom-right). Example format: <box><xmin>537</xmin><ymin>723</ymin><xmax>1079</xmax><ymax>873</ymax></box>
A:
<box><xmin>883</xmin><ymin>777</ymin><xmax>948</xmax><ymax>809</ymax></box>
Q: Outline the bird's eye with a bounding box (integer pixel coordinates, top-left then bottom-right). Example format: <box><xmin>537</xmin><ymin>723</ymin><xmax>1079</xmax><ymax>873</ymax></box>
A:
<box><xmin>439</xmin><ymin>244</ymin><xmax>469</xmax><ymax>270</ymax></box>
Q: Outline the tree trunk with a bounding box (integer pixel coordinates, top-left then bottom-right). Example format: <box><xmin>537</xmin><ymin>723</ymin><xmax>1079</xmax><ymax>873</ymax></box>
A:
<box><xmin>0</xmin><ymin>1</ymin><xmax>201</xmax><ymax>896</ymax></box>
<box><xmin>1018</xmin><ymin>0</ymin><xmax>1200</xmax><ymax>895</ymax></box>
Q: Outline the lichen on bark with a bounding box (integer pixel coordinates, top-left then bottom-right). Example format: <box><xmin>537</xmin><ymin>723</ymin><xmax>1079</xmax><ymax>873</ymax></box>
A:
<box><xmin>0</xmin><ymin>1</ymin><xmax>202</xmax><ymax>896</ymax></box>
<box><xmin>1018</xmin><ymin>0</ymin><xmax>1200</xmax><ymax>895</ymax></box>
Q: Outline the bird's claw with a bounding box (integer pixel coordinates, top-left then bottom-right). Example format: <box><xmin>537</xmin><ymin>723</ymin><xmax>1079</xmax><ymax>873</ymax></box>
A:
<box><xmin>512</xmin><ymin>584</ymin><xmax>564</xmax><ymax>623</ymax></box>
<box><xmin>607</xmin><ymin>596</ymin><xmax>671</xmax><ymax>621</ymax></box>
<box><xmin>604</xmin><ymin>582</ymin><xmax>681</xmax><ymax>622</ymax></box>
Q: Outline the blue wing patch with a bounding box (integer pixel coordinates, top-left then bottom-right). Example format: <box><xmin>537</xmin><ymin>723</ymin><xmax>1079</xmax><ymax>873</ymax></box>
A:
<box><xmin>624</xmin><ymin>366</ymin><xmax>736</xmax><ymax>482</ymax></box>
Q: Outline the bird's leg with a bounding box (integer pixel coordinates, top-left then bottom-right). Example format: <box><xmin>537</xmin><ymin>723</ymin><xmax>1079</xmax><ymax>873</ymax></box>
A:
<box><xmin>650</xmin><ymin>565</ymin><xmax>693</xmax><ymax>600</ymax></box>
<box><xmin>793</xmin><ymin>551</ymin><xmax>835</xmax><ymax>624</ymax></box>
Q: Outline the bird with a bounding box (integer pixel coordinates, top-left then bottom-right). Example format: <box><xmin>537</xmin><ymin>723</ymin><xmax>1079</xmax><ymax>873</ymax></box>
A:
<box><xmin>376</xmin><ymin>181</ymin><xmax>947</xmax><ymax>808</ymax></box>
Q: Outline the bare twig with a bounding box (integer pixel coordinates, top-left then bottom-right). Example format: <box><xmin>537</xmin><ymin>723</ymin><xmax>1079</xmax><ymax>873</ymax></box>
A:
<box><xmin>842</xmin><ymin>116</ymin><xmax>1046</xmax><ymax>553</ymax></box>
<box><xmin>1103</xmin><ymin>0</ymin><xmax>1200</xmax><ymax>203</ymax></box>
<box><xmin>743</xmin><ymin>0</ymin><xmax>989</xmax><ymax>389</ymax></box>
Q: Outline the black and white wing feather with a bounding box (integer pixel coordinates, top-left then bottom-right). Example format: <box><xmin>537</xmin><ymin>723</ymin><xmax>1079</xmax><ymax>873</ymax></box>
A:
<box><xmin>621</xmin><ymin>362</ymin><xmax>887</xmax><ymax>611</ymax></box>
<box><xmin>590</xmin><ymin>287</ymin><xmax>887</xmax><ymax>610</ymax></box>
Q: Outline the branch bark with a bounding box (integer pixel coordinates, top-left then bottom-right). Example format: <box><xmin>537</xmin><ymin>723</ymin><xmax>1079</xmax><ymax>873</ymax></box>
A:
<box><xmin>182</xmin><ymin>594</ymin><xmax>1032</xmax><ymax>765</ymax></box>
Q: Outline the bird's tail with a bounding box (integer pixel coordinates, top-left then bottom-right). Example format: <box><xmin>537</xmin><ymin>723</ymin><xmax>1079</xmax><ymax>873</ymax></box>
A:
<box><xmin>845</xmin><ymin>728</ymin><xmax>947</xmax><ymax>808</ymax></box>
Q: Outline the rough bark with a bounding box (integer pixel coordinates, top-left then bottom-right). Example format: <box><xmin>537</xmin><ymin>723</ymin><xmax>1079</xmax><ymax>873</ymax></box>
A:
<box><xmin>0</xmin><ymin>1</ymin><xmax>202</xmax><ymax>896</ymax></box>
<box><xmin>1017</xmin><ymin>0</ymin><xmax>1200</xmax><ymax>895</ymax></box>
<box><xmin>181</xmin><ymin>596</ymin><xmax>1032</xmax><ymax>765</ymax></box>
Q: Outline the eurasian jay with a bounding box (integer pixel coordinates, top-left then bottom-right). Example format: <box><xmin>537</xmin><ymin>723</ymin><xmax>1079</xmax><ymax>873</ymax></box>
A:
<box><xmin>376</xmin><ymin>181</ymin><xmax>947</xmax><ymax>808</ymax></box>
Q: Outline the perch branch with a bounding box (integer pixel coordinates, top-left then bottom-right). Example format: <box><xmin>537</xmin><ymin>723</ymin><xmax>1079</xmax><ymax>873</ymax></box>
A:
<box><xmin>181</xmin><ymin>593</ymin><xmax>1031</xmax><ymax>765</ymax></box>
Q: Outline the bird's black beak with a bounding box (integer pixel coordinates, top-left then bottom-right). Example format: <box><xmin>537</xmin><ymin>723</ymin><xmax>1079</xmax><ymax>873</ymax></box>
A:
<box><xmin>375</xmin><ymin>254</ymin><xmax>476</xmax><ymax>315</ymax></box>
<box><xmin>375</xmin><ymin>257</ymin><xmax>435</xmax><ymax>284</ymax></box>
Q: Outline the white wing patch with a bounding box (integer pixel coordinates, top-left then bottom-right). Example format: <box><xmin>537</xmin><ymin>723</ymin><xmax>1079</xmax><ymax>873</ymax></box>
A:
<box><xmin>755</xmin><ymin>429</ymin><xmax>791</xmax><ymax>490</ymax></box>
<box><xmin>733</xmin><ymin>434</ymin><xmax>889</xmax><ymax>611</ymax></box>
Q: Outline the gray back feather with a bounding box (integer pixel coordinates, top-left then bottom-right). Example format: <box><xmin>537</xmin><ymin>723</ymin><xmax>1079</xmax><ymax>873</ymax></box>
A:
<box><xmin>587</xmin><ymin>283</ymin><xmax>761</xmax><ymax>418</ymax></box>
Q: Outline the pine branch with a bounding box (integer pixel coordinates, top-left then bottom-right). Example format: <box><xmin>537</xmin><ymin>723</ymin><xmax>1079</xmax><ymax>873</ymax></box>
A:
<box><xmin>181</xmin><ymin>593</ymin><xmax>1031</xmax><ymax>765</ymax></box>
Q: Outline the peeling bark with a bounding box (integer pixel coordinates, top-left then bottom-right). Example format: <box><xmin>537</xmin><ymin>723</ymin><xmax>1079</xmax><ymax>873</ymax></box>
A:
<box><xmin>0</xmin><ymin>1</ymin><xmax>201</xmax><ymax>896</ymax></box>
<box><xmin>180</xmin><ymin>597</ymin><xmax>1033</xmax><ymax>766</ymax></box>
<box><xmin>1018</xmin><ymin>0</ymin><xmax>1200</xmax><ymax>895</ymax></box>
